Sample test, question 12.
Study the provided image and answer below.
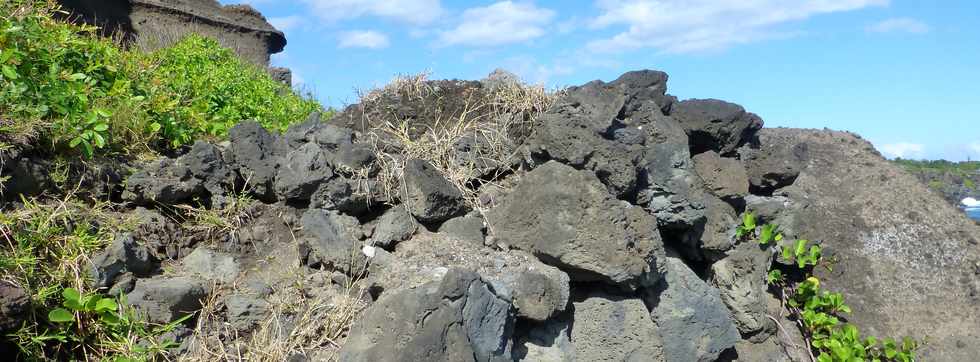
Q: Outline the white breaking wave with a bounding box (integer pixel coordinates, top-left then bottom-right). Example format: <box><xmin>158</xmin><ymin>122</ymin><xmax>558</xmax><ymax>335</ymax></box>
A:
<box><xmin>962</xmin><ymin>197</ymin><xmax>980</xmax><ymax>208</ymax></box>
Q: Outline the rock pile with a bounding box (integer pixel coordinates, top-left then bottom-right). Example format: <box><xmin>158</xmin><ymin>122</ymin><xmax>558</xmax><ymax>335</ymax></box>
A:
<box><xmin>2</xmin><ymin>69</ymin><xmax>978</xmax><ymax>361</ymax></box>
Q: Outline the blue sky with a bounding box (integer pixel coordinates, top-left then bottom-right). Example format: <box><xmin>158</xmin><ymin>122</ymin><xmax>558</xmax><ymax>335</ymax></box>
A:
<box><xmin>219</xmin><ymin>0</ymin><xmax>980</xmax><ymax>161</ymax></box>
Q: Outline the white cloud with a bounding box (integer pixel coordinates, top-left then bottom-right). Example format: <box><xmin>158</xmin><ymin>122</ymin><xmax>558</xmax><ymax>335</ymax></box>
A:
<box><xmin>879</xmin><ymin>142</ymin><xmax>925</xmax><ymax>159</ymax></box>
<box><xmin>587</xmin><ymin>0</ymin><xmax>889</xmax><ymax>54</ymax></box>
<box><xmin>866</xmin><ymin>17</ymin><xmax>930</xmax><ymax>34</ymax></box>
<box><xmin>269</xmin><ymin>15</ymin><xmax>305</xmax><ymax>32</ymax></box>
<box><xmin>439</xmin><ymin>1</ymin><xmax>556</xmax><ymax>47</ymax></box>
<box><xmin>302</xmin><ymin>0</ymin><xmax>444</xmax><ymax>25</ymax></box>
<box><xmin>502</xmin><ymin>55</ymin><xmax>574</xmax><ymax>85</ymax></box>
<box><xmin>970</xmin><ymin>142</ymin><xmax>980</xmax><ymax>155</ymax></box>
<box><xmin>338</xmin><ymin>30</ymin><xmax>390</xmax><ymax>49</ymax></box>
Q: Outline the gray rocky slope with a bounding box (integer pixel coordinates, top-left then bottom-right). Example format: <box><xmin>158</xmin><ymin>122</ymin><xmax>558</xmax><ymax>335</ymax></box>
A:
<box><xmin>1</xmin><ymin>69</ymin><xmax>977</xmax><ymax>361</ymax></box>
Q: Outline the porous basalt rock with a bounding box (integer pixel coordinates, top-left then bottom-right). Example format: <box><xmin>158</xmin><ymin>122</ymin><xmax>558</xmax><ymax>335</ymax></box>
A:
<box><xmin>339</xmin><ymin>269</ymin><xmax>514</xmax><ymax>362</ymax></box>
<box><xmin>646</xmin><ymin>253</ymin><xmax>740</xmax><ymax>362</ymax></box>
<box><xmin>485</xmin><ymin>161</ymin><xmax>665</xmax><ymax>291</ymax></box>
<box><xmin>400</xmin><ymin>158</ymin><xmax>466</xmax><ymax>223</ymax></box>
<box><xmin>672</xmin><ymin>99</ymin><xmax>764</xmax><ymax>155</ymax></box>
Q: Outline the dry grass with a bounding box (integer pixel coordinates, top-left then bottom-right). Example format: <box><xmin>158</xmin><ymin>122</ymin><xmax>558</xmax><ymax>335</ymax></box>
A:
<box><xmin>353</xmin><ymin>72</ymin><xmax>561</xmax><ymax>211</ymax></box>
<box><xmin>179</xmin><ymin>269</ymin><xmax>368</xmax><ymax>362</ymax></box>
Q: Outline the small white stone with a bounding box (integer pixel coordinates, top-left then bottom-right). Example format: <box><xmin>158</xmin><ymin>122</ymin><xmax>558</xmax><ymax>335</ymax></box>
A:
<box><xmin>361</xmin><ymin>245</ymin><xmax>376</xmax><ymax>258</ymax></box>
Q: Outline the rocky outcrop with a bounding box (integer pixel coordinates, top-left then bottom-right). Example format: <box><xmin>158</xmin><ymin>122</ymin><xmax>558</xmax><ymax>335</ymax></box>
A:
<box><xmin>57</xmin><ymin>0</ymin><xmax>285</xmax><ymax>66</ymax></box>
<box><xmin>9</xmin><ymin>67</ymin><xmax>978</xmax><ymax>362</ymax></box>
<box><xmin>770</xmin><ymin>128</ymin><xmax>980</xmax><ymax>361</ymax></box>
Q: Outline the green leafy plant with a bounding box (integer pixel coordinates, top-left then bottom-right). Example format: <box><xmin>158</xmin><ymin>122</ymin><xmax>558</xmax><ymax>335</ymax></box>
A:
<box><xmin>735</xmin><ymin>213</ymin><xmax>918</xmax><ymax>362</ymax></box>
<box><xmin>735</xmin><ymin>212</ymin><xmax>757</xmax><ymax>239</ymax></box>
<box><xmin>781</xmin><ymin>239</ymin><xmax>823</xmax><ymax>268</ymax></box>
<box><xmin>39</xmin><ymin>287</ymin><xmax>188</xmax><ymax>360</ymax></box>
<box><xmin>759</xmin><ymin>223</ymin><xmax>784</xmax><ymax>245</ymax></box>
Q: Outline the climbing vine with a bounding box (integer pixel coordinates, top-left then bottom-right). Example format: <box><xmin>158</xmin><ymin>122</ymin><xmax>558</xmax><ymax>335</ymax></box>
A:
<box><xmin>736</xmin><ymin>212</ymin><xmax>918</xmax><ymax>362</ymax></box>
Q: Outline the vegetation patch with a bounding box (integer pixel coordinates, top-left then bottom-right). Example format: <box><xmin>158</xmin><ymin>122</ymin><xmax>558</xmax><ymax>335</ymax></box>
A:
<box><xmin>0</xmin><ymin>0</ymin><xmax>321</xmax><ymax>157</ymax></box>
<box><xmin>736</xmin><ymin>212</ymin><xmax>918</xmax><ymax>362</ymax></box>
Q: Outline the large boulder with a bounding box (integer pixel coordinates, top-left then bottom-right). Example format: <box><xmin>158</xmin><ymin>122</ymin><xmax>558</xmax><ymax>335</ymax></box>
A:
<box><xmin>370</xmin><ymin>206</ymin><xmax>418</xmax><ymax>249</ymax></box>
<box><xmin>274</xmin><ymin>142</ymin><xmax>334</xmax><ymax>202</ymax></box>
<box><xmin>126</xmin><ymin>276</ymin><xmax>209</xmax><ymax>324</ymax></box>
<box><xmin>672</xmin><ymin>99</ymin><xmax>763</xmax><ymax>155</ymax></box>
<box><xmin>400</xmin><ymin>159</ymin><xmax>466</xmax><ymax>223</ymax></box>
<box><xmin>695</xmin><ymin>195</ymin><xmax>740</xmax><ymax>261</ymax></box>
<box><xmin>438</xmin><ymin>215</ymin><xmax>486</xmax><ymax>245</ymax></box>
<box><xmin>180</xmin><ymin>247</ymin><xmax>241</xmax><ymax>284</ymax></box>
<box><xmin>609</xmin><ymin>69</ymin><xmax>674</xmax><ymax>115</ymax></box>
<box><xmin>0</xmin><ymin>281</ymin><xmax>29</xmax><ymax>332</ymax></box>
<box><xmin>525</xmin><ymin>80</ymin><xmax>644</xmax><ymax>198</ymax></box>
<box><xmin>339</xmin><ymin>269</ymin><xmax>514</xmax><ymax>362</ymax></box>
<box><xmin>485</xmin><ymin>161</ymin><xmax>666</xmax><ymax>291</ymax></box>
<box><xmin>366</xmin><ymin>232</ymin><xmax>569</xmax><ymax>323</ymax></box>
<box><xmin>738</xmin><ymin>128</ymin><xmax>809</xmax><ymax>194</ymax></box>
<box><xmin>771</xmin><ymin>128</ymin><xmax>980</xmax><ymax>361</ymax></box>
<box><xmin>646</xmin><ymin>254</ymin><xmax>741</xmax><ymax>362</ymax></box>
<box><xmin>710</xmin><ymin>242</ymin><xmax>774</xmax><ymax>340</ymax></box>
<box><xmin>123</xmin><ymin>157</ymin><xmax>203</xmax><ymax>204</ymax></box>
<box><xmin>297</xmin><ymin>209</ymin><xmax>366</xmax><ymax>275</ymax></box>
<box><xmin>692</xmin><ymin>150</ymin><xmax>750</xmax><ymax>202</ymax></box>
<box><xmin>224</xmin><ymin>121</ymin><xmax>285</xmax><ymax>201</ymax></box>
<box><xmin>90</xmin><ymin>233</ymin><xmax>157</xmax><ymax>290</ymax></box>
<box><xmin>570</xmin><ymin>291</ymin><xmax>665</xmax><ymax>362</ymax></box>
<box><xmin>618</xmin><ymin>98</ymin><xmax>706</xmax><ymax>230</ymax></box>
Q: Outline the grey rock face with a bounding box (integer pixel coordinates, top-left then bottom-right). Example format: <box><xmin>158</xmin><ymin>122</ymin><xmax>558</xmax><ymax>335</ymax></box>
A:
<box><xmin>224</xmin><ymin>121</ymin><xmax>285</xmax><ymax>201</ymax></box>
<box><xmin>509</xmin><ymin>264</ymin><xmax>570</xmax><ymax>322</ymax></box>
<box><xmin>526</xmin><ymin>81</ymin><xmax>644</xmax><ymax>198</ymax></box>
<box><xmin>298</xmin><ymin>209</ymin><xmax>366</xmax><ymax>275</ymax></box>
<box><xmin>485</xmin><ymin>161</ymin><xmax>666</xmax><ymax>291</ymax></box>
<box><xmin>767</xmin><ymin>128</ymin><xmax>980</xmax><ymax>361</ymax></box>
<box><xmin>610</xmin><ymin>69</ymin><xmax>674</xmax><ymax>115</ymax></box>
<box><xmin>437</xmin><ymin>215</ymin><xmax>485</xmax><ymax>245</ymax></box>
<box><xmin>123</xmin><ymin>141</ymin><xmax>234</xmax><ymax>207</ymax></box>
<box><xmin>696</xmin><ymin>195</ymin><xmax>740</xmax><ymax>261</ymax></box>
<box><xmin>224</xmin><ymin>294</ymin><xmax>270</xmax><ymax>332</ymax></box>
<box><xmin>0</xmin><ymin>281</ymin><xmax>29</xmax><ymax>331</ymax></box>
<box><xmin>339</xmin><ymin>269</ymin><xmax>514</xmax><ymax>362</ymax></box>
<box><xmin>570</xmin><ymin>291</ymin><xmax>665</xmax><ymax>362</ymax></box>
<box><xmin>90</xmin><ymin>233</ymin><xmax>157</xmax><ymax>289</ymax></box>
<box><xmin>284</xmin><ymin>113</ymin><xmax>353</xmax><ymax>150</ymax></box>
<box><xmin>331</xmin><ymin>143</ymin><xmax>376</xmax><ymax>170</ymax></box>
<box><xmin>514</xmin><ymin>317</ymin><xmax>575</xmax><ymax>361</ymax></box>
<box><xmin>400</xmin><ymin>159</ymin><xmax>466</xmax><ymax>223</ymax></box>
<box><xmin>123</xmin><ymin>157</ymin><xmax>203</xmax><ymax>204</ymax></box>
<box><xmin>739</xmin><ymin>128</ymin><xmax>809</xmax><ymax>194</ymax></box>
<box><xmin>646</xmin><ymin>254</ymin><xmax>740</xmax><ymax>362</ymax></box>
<box><xmin>275</xmin><ymin>142</ymin><xmax>334</xmax><ymax>202</ymax></box>
<box><xmin>370</xmin><ymin>206</ymin><xmax>418</xmax><ymax>249</ymax></box>
<box><xmin>126</xmin><ymin>276</ymin><xmax>209</xmax><ymax>323</ymax></box>
<box><xmin>310</xmin><ymin>177</ymin><xmax>376</xmax><ymax>216</ymax></box>
<box><xmin>622</xmin><ymin>106</ymin><xmax>706</xmax><ymax>230</ymax></box>
<box><xmin>180</xmin><ymin>247</ymin><xmax>241</xmax><ymax>284</ymax></box>
<box><xmin>672</xmin><ymin>99</ymin><xmax>763</xmax><ymax>155</ymax></box>
<box><xmin>710</xmin><ymin>242</ymin><xmax>774</xmax><ymax>339</ymax></box>
<box><xmin>692</xmin><ymin>150</ymin><xmax>750</xmax><ymax>202</ymax></box>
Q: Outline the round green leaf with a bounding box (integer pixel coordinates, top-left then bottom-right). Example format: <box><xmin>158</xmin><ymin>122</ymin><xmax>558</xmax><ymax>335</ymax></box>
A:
<box><xmin>48</xmin><ymin>308</ymin><xmax>74</xmax><ymax>323</ymax></box>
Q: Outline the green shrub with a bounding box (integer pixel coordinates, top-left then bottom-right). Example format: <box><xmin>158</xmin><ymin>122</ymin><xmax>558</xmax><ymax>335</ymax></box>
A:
<box><xmin>139</xmin><ymin>34</ymin><xmax>321</xmax><ymax>147</ymax></box>
<box><xmin>0</xmin><ymin>0</ymin><xmax>130</xmax><ymax>155</ymax></box>
<box><xmin>0</xmin><ymin>0</ymin><xmax>322</xmax><ymax>156</ymax></box>
<box><xmin>739</xmin><ymin>214</ymin><xmax>918</xmax><ymax>361</ymax></box>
